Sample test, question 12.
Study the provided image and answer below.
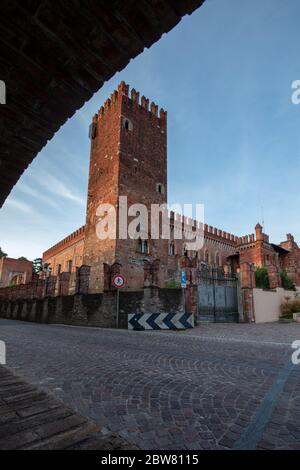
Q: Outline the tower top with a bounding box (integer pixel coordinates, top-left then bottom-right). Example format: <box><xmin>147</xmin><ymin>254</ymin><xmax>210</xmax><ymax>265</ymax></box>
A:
<box><xmin>93</xmin><ymin>81</ymin><xmax>167</xmax><ymax>124</ymax></box>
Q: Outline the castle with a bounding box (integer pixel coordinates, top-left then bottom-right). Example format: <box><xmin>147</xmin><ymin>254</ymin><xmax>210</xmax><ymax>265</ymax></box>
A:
<box><xmin>42</xmin><ymin>82</ymin><xmax>300</xmax><ymax>293</ymax></box>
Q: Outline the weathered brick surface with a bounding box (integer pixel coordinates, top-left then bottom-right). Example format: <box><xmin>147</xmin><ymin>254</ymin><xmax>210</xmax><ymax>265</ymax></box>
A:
<box><xmin>0</xmin><ymin>288</ymin><xmax>186</xmax><ymax>329</ymax></box>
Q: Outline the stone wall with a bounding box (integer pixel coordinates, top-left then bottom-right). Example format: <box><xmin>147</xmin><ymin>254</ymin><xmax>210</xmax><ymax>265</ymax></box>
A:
<box><xmin>253</xmin><ymin>287</ymin><xmax>300</xmax><ymax>323</ymax></box>
<box><xmin>0</xmin><ymin>287</ymin><xmax>186</xmax><ymax>329</ymax></box>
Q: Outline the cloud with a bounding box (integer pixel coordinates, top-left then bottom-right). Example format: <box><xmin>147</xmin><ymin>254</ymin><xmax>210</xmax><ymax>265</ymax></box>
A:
<box><xmin>5</xmin><ymin>199</ymin><xmax>35</xmax><ymax>214</ymax></box>
<box><xmin>30</xmin><ymin>172</ymin><xmax>85</xmax><ymax>206</ymax></box>
<box><xmin>17</xmin><ymin>183</ymin><xmax>59</xmax><ymax>209</ymax></box>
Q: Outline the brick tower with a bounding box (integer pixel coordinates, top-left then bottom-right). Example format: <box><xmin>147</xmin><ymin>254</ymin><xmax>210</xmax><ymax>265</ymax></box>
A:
<box><xmin>83</xmin><ymin>82</ymin><xmax>168</xmax><ymax>292</ymax></box>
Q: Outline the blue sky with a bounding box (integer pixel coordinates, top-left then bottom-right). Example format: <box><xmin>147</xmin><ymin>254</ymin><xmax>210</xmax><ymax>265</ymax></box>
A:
<box><xmin>1</xmin><ymin>0</ymin><xmax>300</xmax><ymax>260</ymax></box>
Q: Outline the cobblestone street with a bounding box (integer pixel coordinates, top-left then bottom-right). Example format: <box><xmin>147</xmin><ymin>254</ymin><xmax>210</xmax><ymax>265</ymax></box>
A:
<box><xmin>0</xmin><ymin>319</ymin><xmax>299</xmax><ymax>450</ymax></box>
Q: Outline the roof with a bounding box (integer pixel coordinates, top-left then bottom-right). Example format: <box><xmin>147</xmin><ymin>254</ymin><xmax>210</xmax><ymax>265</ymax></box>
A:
<box><xmin>271</xmin><ymin>243</ymin><xmax>290</xmax><ymax>255</ymax></box>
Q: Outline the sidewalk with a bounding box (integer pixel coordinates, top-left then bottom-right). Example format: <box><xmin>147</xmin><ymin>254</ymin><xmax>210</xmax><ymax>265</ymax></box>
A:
<box><xmin>0</xmin><ymin>365</ymin><xmax>133</xmax><ymax>450</ymax></box>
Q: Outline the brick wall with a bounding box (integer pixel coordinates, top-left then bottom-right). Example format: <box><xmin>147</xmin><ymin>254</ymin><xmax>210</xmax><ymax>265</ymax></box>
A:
<box><xmin>43</xmin><ymin>226</ymin><xmax>85</xmax><ymax>275</ymax></box>
<box><xmin>0</xmin><ymin>287</ymin><xmax>186</xmax><ymax>329</ymax></box>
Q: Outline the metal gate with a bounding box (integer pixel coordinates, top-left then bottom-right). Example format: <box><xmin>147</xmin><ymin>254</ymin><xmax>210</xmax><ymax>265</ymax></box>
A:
<box><xmin>197</xmin><ymin>266</ymin><xmax>239</xmax><ymax>323</ymax></box>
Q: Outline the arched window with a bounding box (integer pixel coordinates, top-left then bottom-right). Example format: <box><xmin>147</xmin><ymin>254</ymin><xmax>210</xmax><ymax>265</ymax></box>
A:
<box><xmin>156</xmin><ymin>183</ymin><xmax>165</xmax><ymax>194</ymax></box>
<box><xmin>215</xmin><ymin>252</ymin><xmax>220</xmax><ymax>267</ymax></box>
<box><xmin>169</xmin><ymin>242</ymin><xmax>175</xmax><ymax>256</ymax></box>
<box><xmin>183</xmin><ymin>245</ymin><xmax>188</xmax><ymax>257</ymax></box>
<box><xmin>205</xmin><ymin>250</ymin><xmax>209</xmax><ymax>264</ymax></box>
<box><xmin>123</xmin><ymin>117</ymin><xmax>133</xmax><ymax>131</ymax></box>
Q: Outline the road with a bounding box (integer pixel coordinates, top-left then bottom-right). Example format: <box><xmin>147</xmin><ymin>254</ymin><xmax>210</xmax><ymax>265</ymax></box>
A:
<box><xmin>0</xmin><ymin>319</ymin><xmax>299</xmax><ymax>450</ymax></box>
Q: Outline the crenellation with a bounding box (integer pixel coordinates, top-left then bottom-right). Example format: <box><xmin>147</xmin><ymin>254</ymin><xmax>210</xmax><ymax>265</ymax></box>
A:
<box><xmin>118</xmin><ymin>81</ymin><xmax>129</xmax><ymax>97</ymax></box>
<box><xmin>160</xmin><ymin>108</ymin><xmax>167</xmax><ymax>121</ymax></box>
<box><xmin>141</xmin><ymin>96</ymin><xmax>149</xmax><ymax>111</ymax></box>
<box><xmin>104</xmin><ymin>98</ymin><xmax>111</xmax><ymax>111</ymax></box>
<box><xmin>131</xmin><ymin>88</ymin><xmax>140</xmax><ymax>105</ymax></box>
<box><xmin>150</xmin><ymin>102</ymin><xmax>158</xmax><ymax>117</ymax></box>
<box><xmin>111</xmin><ymin>90</ymin><xmax>118</xmax><ymax>103</ymax></box>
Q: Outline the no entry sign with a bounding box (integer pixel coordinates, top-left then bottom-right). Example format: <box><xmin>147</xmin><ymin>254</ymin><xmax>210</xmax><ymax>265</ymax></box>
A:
<box><xmin>112</xmin><ymin>274</ymin><xmax>125</xmax><ymax>289</ymax></box>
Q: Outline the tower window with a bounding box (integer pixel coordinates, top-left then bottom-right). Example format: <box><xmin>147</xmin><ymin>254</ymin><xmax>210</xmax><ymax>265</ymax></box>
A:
<box><xmin>123</xmin><ymin>117</ymin><xmax>133</xmax><ymax>131</ymax></box>
<box><xmin>156</xmin><ymin>183</ymin><xmax>165</xmax><ymax>194</ymax></box>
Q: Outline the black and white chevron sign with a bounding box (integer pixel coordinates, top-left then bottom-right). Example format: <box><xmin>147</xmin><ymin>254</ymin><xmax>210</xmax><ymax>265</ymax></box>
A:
<box><xmin>128</xmin><ymin>312</ymin><xmax>194</xmax><ymax>330</ymax></box>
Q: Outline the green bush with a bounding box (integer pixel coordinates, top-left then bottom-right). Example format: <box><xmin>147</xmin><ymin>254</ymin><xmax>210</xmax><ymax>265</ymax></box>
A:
<box><xmin>280</xmin><ymin>269</ymin><xmax>295</xmax><ymax>290</ymax></box>
<box><xmin>255</xmin><ymin>267</ymin><xmax>270</xmax><ymax>289</ymax></box>
<box><xmin>280</xmin><ymin>293</ymin><xmax>300</xmax><ymax>319</ymax></box>
<box><xmin>165</xmin><ymin>279</ymin><xmax>180</xmax><ymax>289</ymax></box>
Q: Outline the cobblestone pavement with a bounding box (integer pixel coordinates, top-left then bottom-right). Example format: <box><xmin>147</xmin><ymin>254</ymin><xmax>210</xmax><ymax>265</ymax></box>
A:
<box><xmin>0</xmin><ymin>319</ymin><xmax>299</xmax><ymax>450</ymax></box>
<box><xmin>0</xmin><ymin>365</ymin><xmax>132</xmax><ymax>450</ymax></box>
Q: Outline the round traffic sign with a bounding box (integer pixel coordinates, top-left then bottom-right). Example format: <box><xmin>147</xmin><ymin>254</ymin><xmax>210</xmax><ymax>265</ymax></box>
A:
<box><xmin>112</xmin><ymin>274</ymin><xmax>125</xmax><ymax>289</ymax></box>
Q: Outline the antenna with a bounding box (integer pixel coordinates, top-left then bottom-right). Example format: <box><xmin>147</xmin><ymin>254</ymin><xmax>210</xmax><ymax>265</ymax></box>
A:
<box><xmin>260</xmin><ymin>201</ymin><xmax>265</xmax><ymax>232</ymax></box>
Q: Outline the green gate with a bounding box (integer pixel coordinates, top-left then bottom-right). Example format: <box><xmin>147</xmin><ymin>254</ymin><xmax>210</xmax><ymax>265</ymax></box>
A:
<box><xmin>197</xmin><ymin>266</ymin><xmax>239</xmax><ymax>323</ymax></box>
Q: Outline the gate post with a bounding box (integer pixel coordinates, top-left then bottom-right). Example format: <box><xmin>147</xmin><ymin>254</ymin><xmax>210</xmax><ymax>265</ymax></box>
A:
<box><xmin>185</xmin><ymin>283</ymin><xmax>198</xmax><ymax>323</ymax></box>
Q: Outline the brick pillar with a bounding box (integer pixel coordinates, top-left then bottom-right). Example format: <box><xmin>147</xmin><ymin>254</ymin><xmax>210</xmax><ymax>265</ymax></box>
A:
<box><xmin>36</xmin><ymin>279</ymin><xmax>45</xmax><ymax>299</ymax></box>
<box><xmin>103</xmin><ymin>262</ymin><xmax>122</xmax><ymax>292</ymax></box>
<box><xmin>242</xmin><ymin>288</ymin><xmax>254</xmax><ymax>323</ymax></box>
<box><xmin>268</xmin><ymin>266</ymin><xmax>280</xmax><ymax>289</ymax></box>
<box><xmin>45</xmin><ymin>276</ymin><xmax>57</xmax><ymax>297</ymax></box>
<box><xmin>240</xmin><ymin>262</ymin><xmax>255</xmax><ymax>289</ymax></box>
<box><xmin>75</xmin><ymin>265</ymin><xmax>91</xmax><ymax>294</ymax></box>
<box><xmin>58</xmin><ymin>272</ymin><xmax>71</xmax><ymax>296</ymax></box>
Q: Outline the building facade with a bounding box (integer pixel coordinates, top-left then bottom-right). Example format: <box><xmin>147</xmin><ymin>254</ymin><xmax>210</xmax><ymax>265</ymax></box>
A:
<box><xmin>0</xmin><ymin>257</ymin><xmax>32</xmax><ymax>288</ymax></box>
<box><xmin>43</xmin><ymin>83</ymin><xmax>300</xmax><ymax>292</ymax></box>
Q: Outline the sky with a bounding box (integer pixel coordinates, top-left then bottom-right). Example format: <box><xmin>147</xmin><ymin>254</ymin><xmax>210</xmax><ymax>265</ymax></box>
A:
<box><xmin>1</xmin><ymin>0</ymin><xmax>300</xmax><ymax>260</ymax></box>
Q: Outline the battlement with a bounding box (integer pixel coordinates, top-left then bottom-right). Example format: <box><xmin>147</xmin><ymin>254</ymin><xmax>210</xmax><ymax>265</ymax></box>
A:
<box><xmin>168</xmin><ymin>211</ymin><xmax>238</xmax><ymax>245</ymax></box>
<box><xmin>203</xmin><ymin>224</ymin><xmax>238</xmax><ymax>244</ymax></box>
<box><xmin>93</xmin><ymin>81</ymin><xmax>167</xmax><ymax>126</ymax></box>
<box><xmin>236</xmin><ymin>234</ymin><xmax>256</xmax><ymax>245</ymax></box>
<box><xmin>237</xmin><ymin>230</ymin><xmax>271</xmax><ymax>246</ymax></box>
<box><xmin>43</xmin><ymin>226</ymin><xmax>85</xmax><ymax>260</ymax></box>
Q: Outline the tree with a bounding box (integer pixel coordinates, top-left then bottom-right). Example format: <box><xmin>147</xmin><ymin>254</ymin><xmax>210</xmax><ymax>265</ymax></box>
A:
<box><xmin>280</xmin><ymin>269</ymin><xmax>295</xmax><ymax>290</ymax></box>
<box><xmin>255</xmin><ymin>267</ymin><xmax>270</xmax><ymax>289</ymax></box>
<box><xmin>0</xmin><ymin>247</ymin><xmax>7</xmax><ymax>258</ymax></box>
<box><xmin>33</xmin><ymin>258</ymin><xmax>43</xmax><ymax>274</ymax></box>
